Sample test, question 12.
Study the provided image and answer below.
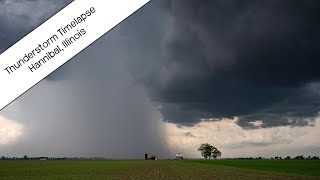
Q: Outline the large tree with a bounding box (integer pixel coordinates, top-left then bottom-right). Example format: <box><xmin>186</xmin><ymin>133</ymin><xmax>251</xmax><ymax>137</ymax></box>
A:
<box><xmin>198</xmin><ymin>143</ymin><xmax>221</xmax><ymax>159</ymax></box>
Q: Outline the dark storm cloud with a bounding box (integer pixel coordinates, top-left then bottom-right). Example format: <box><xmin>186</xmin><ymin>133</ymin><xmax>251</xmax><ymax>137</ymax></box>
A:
<box><xmin>4</xmin><ymin>0</ymin><xmax>320</xmax><ymax>129</ymax></box>
<box><xmin>119</xmin><ymin>0</ymin><xmax>320</xmax><ymax>128</ymax></box>
<box><xmin>158</xmin><ymin>0</ymin><xmax>320</xmax><ymax>128</ymax></box>
<box><xmin>0</xmin><ymin>0</ymin><xmax>73</xmax><ymax>53</ymax></box>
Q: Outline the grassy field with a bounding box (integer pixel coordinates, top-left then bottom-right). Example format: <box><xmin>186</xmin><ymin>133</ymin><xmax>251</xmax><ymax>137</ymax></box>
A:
<box><xmin>0</xmin><ymin>160</ymin><xmax>319</xmax><ymax>179</ymax></box>
<box><xmin>185</xmin><ymin>160</ymin><xmax>320</xmax><ymax>177</ymax></box>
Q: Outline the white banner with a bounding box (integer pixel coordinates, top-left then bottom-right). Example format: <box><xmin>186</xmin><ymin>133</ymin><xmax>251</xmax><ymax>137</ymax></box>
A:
<box><xmin>0</xmin><ymin>0</ymin><xmax>150</xmax><ymax>110</ymax></box>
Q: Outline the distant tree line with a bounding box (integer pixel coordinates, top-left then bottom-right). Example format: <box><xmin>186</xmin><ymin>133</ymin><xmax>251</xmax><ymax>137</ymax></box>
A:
<box><xmin>1</xmin><ymin>154</ymin><xmax>320</xmax><ymax>161</ymax></box>
<box><xmin>231</xmin><ymin>155</ymin><xmax>320</xmax><ymax>160</ymax></box>
<box><xmin>1</xmin><ymin>155</ymin><xmax>109</xmax><ymax>160</ymax></box>
<box><xmin>274</xmin><ymin>155</ymin><xmax>320</xmax><ymax>160</ymax></box>
<box><xmin>196</xmin><ymin>143</ymin><xmax>320</xmax><ymax>161</ymax></box>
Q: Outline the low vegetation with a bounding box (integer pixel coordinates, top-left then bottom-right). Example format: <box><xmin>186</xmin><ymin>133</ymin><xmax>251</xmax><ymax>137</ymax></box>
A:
<box><xmin>0</xmin><ymin>160</ymin><xmax>319</xmax><ymax>179</ymax></box>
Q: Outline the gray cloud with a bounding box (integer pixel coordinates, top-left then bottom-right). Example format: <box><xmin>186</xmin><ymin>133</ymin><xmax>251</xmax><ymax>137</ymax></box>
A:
<box><xmin>1</xmin><ymin>29</ymin><xmax>170</xmax><ymax>158</ymax></box>
<box><xmin>114</xmin><ymin>0</ymin><xmax>320</xmax><ymax>128</ymax></box>
<box><xmin>0</xmin><ymin>0</ymin><xmax>73</xmax><ymax>52</ymax></box>
<box><xmin>8</xmin><ymin>0</ymin><xmax>320</xmax><ymax>130</ymax></box>
<box><xmin>0</xmin><ymin>0</ymin><xmax>170</xmax><ymax>158</ymax></box>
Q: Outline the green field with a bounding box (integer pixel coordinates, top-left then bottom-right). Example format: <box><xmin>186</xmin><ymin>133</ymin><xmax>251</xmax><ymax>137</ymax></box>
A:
<box><xmin>0</xmin><ymin>160</ymin><xmax>319</xmax><ymax>179</ymax></box>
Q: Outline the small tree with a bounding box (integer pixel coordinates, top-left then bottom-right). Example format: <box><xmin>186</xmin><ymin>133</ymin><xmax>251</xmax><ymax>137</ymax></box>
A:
<box><xmin>284</xmin><ymin>156</ymin><xmax>291</xmax><ymax>160</ymax></box>
<box><xmin>1</xmin><ymin>156</ymin><xmax>5</xmax><ymax>160</ymax></box>
<box><xmin>198</xmin><ymin>143</ymin><xmax>221</xmax><ymax>159</ymax></box>
<box><xmin>23</xmin><ymin>155</ymin><xmax>28</xmax><ymax>160</ymax></box>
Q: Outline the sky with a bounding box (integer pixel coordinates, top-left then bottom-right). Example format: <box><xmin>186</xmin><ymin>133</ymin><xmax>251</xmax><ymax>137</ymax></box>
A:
<box><xmin>1</xmin><ymin>0</ymin><xmax>320</xmax><ymax>159</ymax></box>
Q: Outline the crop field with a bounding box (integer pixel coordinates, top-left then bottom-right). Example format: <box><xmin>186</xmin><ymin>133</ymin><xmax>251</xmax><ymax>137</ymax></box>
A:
<box><xmin>0</xmin><ymin>160</ymin><xmax>319</xmax><ymax>179</ymax></box>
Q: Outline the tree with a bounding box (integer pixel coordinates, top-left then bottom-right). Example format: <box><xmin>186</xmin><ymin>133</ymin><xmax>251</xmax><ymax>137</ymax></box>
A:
<box><xmin>284</xmin><ymin>156</ymin><xmax>291</xmax><ymax>160</ymax></box>
<box><xmin>198</xmin><ymin>143</ymin><xmax>221</xmax><ymax>159</ymax></box>
<box><xmin>1</xmin><ymin>156</ymin><xmax>5</xmax><ymax>160</ymax></box>
<box><xmin>294</xmin><ymin>155</ymin><xmax>304</xmax><ymax>160</ymax></box>
<box><xmin>23</xmin><ymin>155</ymin><xmax>28</xmax><ymax>160</ymax></box>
